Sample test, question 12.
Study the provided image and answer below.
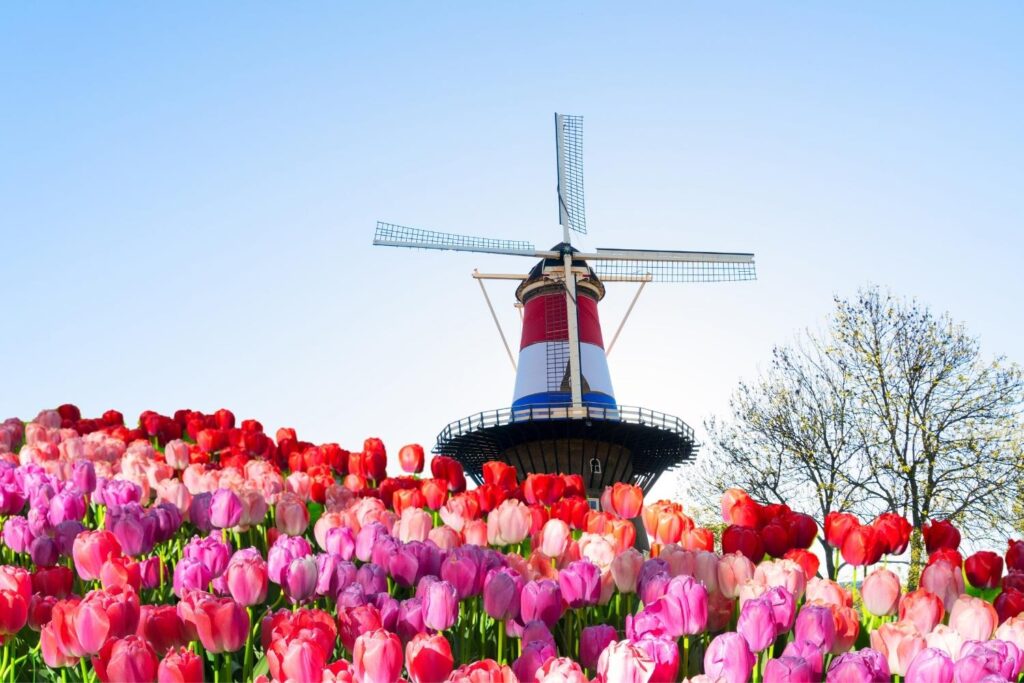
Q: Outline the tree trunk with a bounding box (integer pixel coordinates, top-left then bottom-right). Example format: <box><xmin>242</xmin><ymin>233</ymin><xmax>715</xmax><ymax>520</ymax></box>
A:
<box><xmin>820</xmin><ymin>537</ymin><xmax>837</xmax><ymax>580</ymax></box>
<box><xmin>907</xmin><ymin>527</ymin><xmax>924</xmax><ymax>590</ymax></box>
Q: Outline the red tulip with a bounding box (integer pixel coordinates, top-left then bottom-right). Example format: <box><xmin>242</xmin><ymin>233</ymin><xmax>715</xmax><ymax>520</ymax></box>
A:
<box><xmin>840</xmin><ymin>525</ymin><xmax>882</xmax><ymax>566</ymax></box>
<box><xmin>420</xmin><ymin>479</ymin><xmax>449</xmax><ymax>510</ymax></box>
<box><xmin>872</xmin><ymin>513</ymin><xmax>911</xmax><ymax>555</ymax></box>
<box><xmin>601</xmin><ymin>483</ymin><xmax>644</xmax><ymax>519</ymax></box>
<box><xmin>0</xmin><ymin>565</ymin><xmax>31</xmax><ymax>604</ymax></box>
<box><xmin>721</xmin><ymin>489</ymin><xmax>761</xmax><ymax>528</ymax></box>
<box><xmin>267</xmin><ymin>631</ymin><xmax>329</xmax><ymax>683</ymax></box>
<box><xmin>28</xmin><ymin>594</ymin><xmax>58</xmax><ymax>631</ymax></box>
<box><xmin>482</xmin><ymin>461</ymin><xmax>518</xmax><ymax>490</ymax></box>
<box><xmin>32</xmin><ymin>566</ymin><xmax>74</xmax><ymax>598</ymax></box>
<box><xmin>522</xmin><ymin>474</ymin><xmax>566</xmax><ymax>507</ymax></box>
<box><xmin>100</xmin><ymin>556</ymin><xmax>142</xmax><ymax>592</ymax></box>
<box><xmin>927</xmin><ymin>548</ymin><xmax>962</xmax><ymax>570</ymax></box>
<box><xmin>93</xmin><ymin>635</ymin><xmax>158</xmax><ymax>683</ymax></box>
<box><xmin>399</xmin><ymin>444</ymin><xmax>425</xmax><ymax>474</ymax></box>
<box><xmin>406</xmin><ymin>632</ymin><xmax>454</xmax><ymax>683</ymax></box>
<box><xmin>995</xmin><ymin>587</ymin><xmax>1024</xmax><ymax>623</ymax></box>
<box><xmin>157</xmin><ymin>647</ymin><xmax>204</xmax><ymax>683</ymax></box>
<box><xmin>431</xmin><ymin>455</ymin><xmax>467</xmax><ymax>493</ymax></box>
<box><xmin>824</xmin><ymin>512</ymin><xmax>859</xmax><ymax>548</ymax></box>
<box><xmin>922</xmin><ymin>519</ymin><xmax>960</xmax><ymax>554</ymax></box>
<box><xmin>787</xmin><ymin>513</ymin><xmax>819</xmax><ymax>549</ymax></box>
<box><xmin>137</xmin><ymin>604</ymin><xmax>189</xmax><ymax>655</ymax></box>
<box><xmin>353</xmin><ymin>628</ymin><xmax>403</xmax><ymax>683</ymax></box>
<box><xmin>176</xmin><ymin>591</ymin><xmax>249</xmax><ymax>653</ymax></box>
<box><xmin>783</xmin><ymin>549</ymin><xmax>820</xmax><ymax>580</ymax></box>
<box><xmin>965</xmin><ymin>550</ymin><xmax>1003</xmax><ymax>589</ymax></box>
<box><xmin>1007</xmin><ymin>539</ymin><xmax>1024</xmax><ymax>572</ymax></box>
<box><xmin>0</xmin><ymin>589</ymin><xmax>28</xmax><ymax>636</ymax></box>
<box><xmin>761</xmin><ymin>522</ymin><xmax>795</xmax><ymax>558</ymax></box>
<box><xmin>680</xmin><ymin>526</ymin><xmax>714</xmax><ymax>552</ymax></box>
<box><xmin>722</xmin><ymin>525</ymin><xmax>765</xmax><ymax>564</ymax></box>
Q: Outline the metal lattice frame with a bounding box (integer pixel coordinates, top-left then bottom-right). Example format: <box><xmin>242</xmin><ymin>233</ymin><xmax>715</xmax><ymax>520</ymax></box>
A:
<box><xmin>557</xmin><ymin>115</ymin><xmax>587</xmax><ymax>234</ymax></box>
<box><xmin>374</xmin><ymin>222</ymin><xmax>537</xmax><ymax>255</ymax></box>
<box><xmin>592</xmin><ymin>259</ymin><xmax>756</xmax><ymax>283</ymax></box>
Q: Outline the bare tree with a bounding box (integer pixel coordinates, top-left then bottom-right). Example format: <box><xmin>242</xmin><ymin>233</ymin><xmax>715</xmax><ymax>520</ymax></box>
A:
<box><xmin>687</xmin><ymin>287</ymin><xmax>1023</xmax><ymax>585</ymax></box>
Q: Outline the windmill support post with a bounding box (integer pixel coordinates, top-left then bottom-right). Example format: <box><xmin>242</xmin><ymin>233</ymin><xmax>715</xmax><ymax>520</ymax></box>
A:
<box><xmin>562</xmin><ymin>252</ymin><xmax>585</xmax><ymax>414</ymax></box>
<box><xmin>473</xmin><ymin>271</ymin><xmax>518</xmax><ymax>372</ymax></box>
<box><xmin>606</xmin><ymin>275</ymin><xmax>652</xmax><ymax>356</ymax></box>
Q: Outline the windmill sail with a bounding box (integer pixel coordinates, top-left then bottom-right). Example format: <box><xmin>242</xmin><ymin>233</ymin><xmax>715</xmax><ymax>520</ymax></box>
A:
<box><xmin>585</xmin><ymin>247</ymin><xmax>756</xmax><ymax>283</ymax></box>
<box><xmin>373</xmin><ymin>222</ymin><xmax>545</xmax><ymax>257</ymax></box>
<box><xmin>555</xmin><ymin>114</ymin><xmax>587</xmax><ymax>235</ymax></box>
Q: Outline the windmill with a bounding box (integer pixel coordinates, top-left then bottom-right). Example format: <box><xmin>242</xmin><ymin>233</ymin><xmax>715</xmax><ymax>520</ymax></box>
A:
<box><xmin>374</xmin><ymin>114</ymin><xmax>755</xmax><ymax>502</ymax></box>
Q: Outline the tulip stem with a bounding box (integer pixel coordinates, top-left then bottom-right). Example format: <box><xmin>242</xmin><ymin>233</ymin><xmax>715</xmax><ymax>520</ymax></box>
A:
<box><xmin>243</xmin><ymin>607</ymin><xmax>255</xmax><ymax>682</ymax></box>
<box><xmin>79</xmin><ymin>655</ymin><xmax>89</xmax><ymax>683</ymax></box>
<box><xmin>497</xmin><ymin>620</ymin><xmax>506</xmax><ymax>664</ymax></box>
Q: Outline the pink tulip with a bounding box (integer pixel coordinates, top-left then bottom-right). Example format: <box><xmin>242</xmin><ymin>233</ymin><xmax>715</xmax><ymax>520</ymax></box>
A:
<box><xmin>596</xmin><ymin>639</ymin><xmax>656</xmax><ymax>683</ymax></box>
<box><xmin>395</xmin><ymin>507</ymin><xmax>433</xmax><ymax>543</ymax></box>
<box><xmin>225</xmin><ymin>548</ymin><xmax>268</xmax><ymax>606</ymax></box>
<box><xmin>580</xmin><ymin>624</ymin><xmax>617</xmax><ymax>672</ymax></box>
<box><xmin>922</xmin><ymin>624</ymin><xmax>963</xmax><ymax>659</ymax></box>
<box><xmin>447</xmin><ymin>660</ymin><xmax>518</xmax><ymax>683</ymax></box>
<box><xmin>521</xmin><ymin>579</ymin><xmax>564</xmax><ymax>628</ymax></box>
<box><xmin>899</xmin><ymin>589</ymin><xmax>945</xmax><ymax>634</ymax></box>
<box><xmin>353</xmin><ymin>628</ymin><xmax>403</xmax><ymax>683</ymax></box>
<box><xmin>996</xmin><ymin>615</ymin><xmax>1024</xmax><ymax>651</ymax></box>
<box><xmin>794</xmin><ymin>604</ymin><xmax>836</xmax><ymax>652</ymax></box>
<box><xmin>483</xmin><ymin>568</ymin><xmax>523</xmax><ymax>621</ymax></box>
<box><xmin>693</xmin><ymin>551</ymin><xmax>719</xmax><ymax>594</ymax></box>
<box><xmin>763</xmin><ymin>655</ymin><xmax>814</xmax><ymax>683</ymax></box>
<box><xmin>920</xmin><ymin>559</ymin><xmax>964</xmax><ymax>613</ymax></box>
<box><xmin>949</xmin><ymin>595</ymin><xmax>998</xmax><ymax>641</ymax></box>
<box><xmin>422</xmin><ymin>578</ymin><xmax>458</xmax><ymax>631</ymax></box>
<box><xmin>275</xmin><ymin>492</ymin><xmax>310</xmax><ymax>536</ymax></box>
<box><xmin>862</xmin><ymin>568</ymin><xmax>901</xmax><ymax>616</ymax></box>
<box><xmin>703</xmin><ymin>632</ymin><xmax>755</xmax><ymax>683</ymax></box>
<box><xmin>157</xmin><ymin>647</ymin><xmax>204</xmax><ymax>683</ymax></box>
<box><xmin>176</xmin><ymin>591</ymin><xmax>249</xmax><ymax>653</ymax></box>
<box><xmin>870</xmin><ymin>620</ymin><xmax>926</xmax><ymax>676</ymax></box>
<box><xmin>487</xmin><ymin>499</ymin><xmax>532</xmax><ymax>547</ymax></box>
<box><xmin>716</xmin><ymin>552</ymin><xmax>754</xmax><ymax>599</ymax></box>
<box><xmin>535</xmin><ymin>657</ymin><xmax>589</xmax><ymax>683</ymax></box>
<box><xmin>764</xmin><ymin>585</ymin><xmax>796</xmax><ymax>633</ymax></box>
<box><xmin>737</xmin><ymin>596</ymin><xmax>776</xmax><ymax>652</ymax></box>
<box><xmin>72</xmin><ymin>530</ymin><xmax>123</xmax><ymax>582</ymax></box>
<box><xmin>74</xmin><ymin>587</ymin><xmax>141</xmax><ymax>655</ymax></box>
<box><xmin>282</xmin><ymin>555</ymin><xmax>318</xmax><ymax>604</ymax></box>
<box><xmin>632</xmin><ymin>634</ymin><xmax>679</xmax><ymax>683</ymax></box>
<box><xmin>559</xmin><ymin>559</ymin><xmax>602</xmax><ymax>608</ymax></box>
<box><xmin>959</xmin><ymin>640</ymin><xmax>1022</xmax><ymax>680</ymax></box>
<box><xmin>805</xmin><ymin>577</ymin><xmax>851</xmax><ymax>607</ymax></box>
<box><xmin>514</xmin><ymin>640</ymin><xmax>557</xmax><ymax>682</ymax></box>
<box><xmin>539</xmin><ymin>519</ymin><xmax>571</xmax><ymax>558</ymax></box>
<box><xmin>611</xmin><ymin>548</ymin><xmax>643</xmax><ymax>594</ymax></box>
<box><xmin>782</xmin><ymin>640</ymin><xmax>824</xmax><ymax>679</ymax></box>
<box><xmin>754</xmin><ymin>558</ymin><xmax>806</xmax><ymax>601</ymax></box>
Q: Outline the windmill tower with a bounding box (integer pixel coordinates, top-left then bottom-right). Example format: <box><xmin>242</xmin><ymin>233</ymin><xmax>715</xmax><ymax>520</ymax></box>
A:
<box><xmin>374</xmin><ymin>114</ymin><xmax>755</xmax><ymax>500</ymax></box>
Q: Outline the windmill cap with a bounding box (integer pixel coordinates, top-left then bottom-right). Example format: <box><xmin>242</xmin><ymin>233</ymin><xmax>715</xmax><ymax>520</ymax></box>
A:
<box><xmin>515</xmin><ymin>243</ymin><xmax>606</xmax><ymax>303</ymax></box>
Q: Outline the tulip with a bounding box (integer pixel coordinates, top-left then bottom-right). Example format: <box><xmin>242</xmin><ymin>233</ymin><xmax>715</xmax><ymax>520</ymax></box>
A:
<box><xmin>782</xmin><ymin>640</ymin><xmax>824</xmax><ymax>679</ymax></box>
<box><xmin>953</xmin><ymin>654</ymin><xmax>1002</xmax><ymax>682</ymax></box>
<box><xmin>559</xmin><ymin>559</ymin><xmax>601</xmax><ymax>608</ymax></box>
<box><xmin>923</xmin><ymin>519</ymin><xmax>960</xmax><ymax>553</ymax></box>
<box><xmin>487</xmin><ymin>499</ymin><xmax>532</xmax><ymax>547</ymax></box>
<box><xmin>282</xmin><ymin>555</ymin><xmax>318</xmax><ymax>603</ymax></box>
<box><xmin>353</xmin><ymin>628</ymin><xmax>403</xmax><ymax>683</ymax></box>
<box><xmin>763</xmin><ymin>656</ymin><xmax>815</xmax><ymax>683</ymax></box>
<box><xmin>225</xmin><ymin>548</ymin><xmax>268</xmax><ymax>606</ymax></box>
<box><xmin>737</xmin><ymin>595</ymin><xmax>777</xmax><ymax>652</ymax></box>
<box><xmin>535</xmin><ymin>657</ymin><xmax>588</xmax><ymax>683</ymax></box>
<box><xmin>721</xmin><ymin>525</ymin><xmax>764</xmax><ymax>563</ymax></box>
<box><xmin>755</xmin><ymin>558</ymin><xmax>806</xmax><ymax>602</ymax></box>
<box><xmin>448</xmin><ymin>660</ymin><xmax>518</xmax><ymax>683</ymax></box>
<box><xmin>399</xmin><ymin>444</ymin><xmax>425</xmax><ymax>474</ymax></box>
<box><xmin>0</xmin><ymin>589</ymin><xmax>28</xmax><ymax>637</ymax></box>
<box><xmin>422</xmin><ymin>578</ymin><xmax>458</xmax><ymax>631</ymax></box>
<box><xmin>514</xmin><ymin>640</ymin><xmax>558</xmax><ymax>682</ymax></box>
<box><xmin>172</xmin><ymin>557</ymin><xmax>212</xmax><ymax>597</ymax></box>
<box><xmin>784</xmin><ymin>548</ymin><xmax>820</xmax><ymax>581</ymax></box>
<box><xmin>721</xmin><ymin>488</ymin><xmax>761</xmax><ymax>528</ymax></box>
<box><xmin>184</xmin><ymin>533</ymin><xmax>231</xmax><ymax>578</ymax></box>
<box><xmin>484</xmin><ymin>567</ymin><xmax>523</xmax><ymax>621</ymax></box>
<box><xmin>922</xmin><ymin>624</ymin><xmax>963</xmax><ymax>659</ymax></box>
<box><xmin>73</xmin><ymin>530</ymin><xmax>123</xmax><ymax>581</ymax></box>
<box><xmin>266</xmin><ymin>632</ymin><xmax>328</xmax><ymax>683</ymax></box>
<box><xmin>840</xmin><ymin>524</ymin><xmax>882</xmax><ymax>566</ymax></box>
<box><xmin>601</xmin><ymin>483</ymin><xmax>643</xmax><ymax>519</ymax></box>
<box><xmin>920</xmin><ymin>559</ymin><xmax>964</xmax><ymax>613</ymax></box>
<box><xmin>3</xmin><ymin>516</ymin><xmax>34</xmax><ymax>554</ymax></box>
<box><xmin>905</xmin><ymin>647</ymin><xmax>953</xmax><ymax>683</ymax></box>
<box><xmin>872</xmin><ymin>512</ymin><xmax>912</xmax><ymax>555</ymax></box>
<box><xmin>75</xmin><ymin>587</ymin><xmax>142</xmax><ymax>655</ymax></box>
<box><xmin>100</xmin><ymin>556</ymin><xmax>142</xmax><ymax>592</ymax></box>
<box><xmin>106</xmin><ymin>503</ymin><xmax>156</xmax><ymax>556</ymax></box>
<box><xmin>965</xmin><ymin>550</ymin><xmax>1003</xmax><ymax>589</ymax></box>
<box><xmin>703</xmin><ymin>632</ymin><xmax>755</xmax><ymax>683</ymax></box>
<box><xmin>827</xmin><ymin>650</ymin><xmax>891</xmax><ymax>681</ymax></box>
<box><xmin>632</xmin><ymin>634</ymin><xmax>679</xmax><ymax>683</ymax></box>
<box><xmin>717</xmin><ymin>552</ymin><xmax>755</xmax><ymax>599</ymax></box>
<box><xmin>948</xmin><ymin>594</ymin><xmax>998</xmax><ymax>640</ymax></box>
<box><xmin>831</xmin><ymin>603</ymin><xmax>860</xmax><ymax>654</ymax></box>
<box><xmin>927</xmin><ymin>547</ymin><xmax>962</xmax><ymax>570</ymax></box>
<box><xmin>580</xmin><ymin>624</ymin><xmax>616</xmax><ymax>672</ymax></box>
<box><xmin>960</xmin><ymin>639</ymin><xmax>1022</xmax><ymax>680</ymax></box>
<box><xmin>596</xmin><ymin>639</ymin><xmax>656</xmax><ymax>683</ymax></box>
<box><xmin>209</xmin><ymin>488</ymin><xmax>242</xmax><ymax>529</ymax></box>
<box><xmin>276</xmin><ymin>492</ymin><xmax>310</xmax><ymax>536</ymax></box>
<box><xmin>824</xmin><ymin>511</ymin><xmax>859</xmax><ymax>547</ymax></box>
<box><xmin>521</xmin><ymin>579</ymin><xmax>564</xmax><ymax>628</ymax></box>
<box><xmin>176</xmin><ymin>591</ymin><xmax>249</xmax><ymax>653</ymax></box>
<box><xmin>870</xmin><ymin>620</ymin><xmax>926</xmax><ymax>676</ymax></box>
<box><xmin>996</xmin><ymin>588</ymin><xmax>1024</xmax><ymax>624</ymax></box>
<box><xmin>539</xmin><ymin>518</ymin><xmax>571</xmax><ymax>558</ymax></box>
<box><xmin>93</xmin><ymin>635</ymin><xmax>158</xmax><ymax>683</ymax></box>
<box><xmin>899</xmin><ymin>589</ymin><xmax>945</xmax><ymax>634</ymax></box>
<box><xmin>268</xmin><ymin>535</ymin><xmax>313</xmax><ymax>583</ymax></box>
<box><xmin>795</xmin><ymin>604</ymin><xmax>836</xmax><ymax>652</ymax></box>
<box><xmin>406</xmin><ymin>632</ymin><xmax>454</xmax><ymax>683</ymax></box>
<box><xmin>862</xmin><ymin>567</ymin><xmax>901</xmax><ymax>616</ymax></box>
<box><xmin>612</xmin><ymin>548</ymin><xmax>644</xmax><ymax>594</ymax></box>
<box><xmin>137</xmin><ymin>604</ymin><xmax>189</xmax><ymax>656</ymax></box>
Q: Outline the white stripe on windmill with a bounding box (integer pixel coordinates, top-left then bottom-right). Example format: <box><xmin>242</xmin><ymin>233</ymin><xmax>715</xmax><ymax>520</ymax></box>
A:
<box><xmin>374</xmin><ymin>113</ymin><xmax>757</xmax><ymax>419</ymax></box>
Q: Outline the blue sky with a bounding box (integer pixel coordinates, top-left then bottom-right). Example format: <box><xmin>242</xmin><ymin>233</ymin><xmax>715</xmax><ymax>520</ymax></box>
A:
<box><xmin>2</xmin><ymin>3</ymin><xmax>1022</xmax><ymax>497</ymax></box>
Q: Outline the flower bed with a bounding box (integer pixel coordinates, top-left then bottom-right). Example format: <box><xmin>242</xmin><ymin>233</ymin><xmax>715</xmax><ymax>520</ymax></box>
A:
<box><xmin>0</xmin><ymin>404</ymin><xmax>1020</xmax><ymax>682</ymax></box>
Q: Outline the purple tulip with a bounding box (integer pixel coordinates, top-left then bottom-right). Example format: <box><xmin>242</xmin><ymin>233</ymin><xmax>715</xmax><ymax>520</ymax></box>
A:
<box><xmin>513</xmin><ymin>640</ymin><xmax>557</xmax><ymax>683</ymax></box>
<box><xmin>139</xmin><ymin>556</ymin><xmax>163</xmax><ymax>590</ymax></box>
<box><xmin>173</xmin><ymin>556</ymin><xmax>213</xmax><ymax>597</ymax></box>
<box><xmin>3</xmin><ymin>516</ymin><xmax>33</xmax><ymax>553</ymax></box>
<box><xmin>370</xmin><ymin>534</ymin><xmax>401</xmax><ymax>569</ymax></box>
<box><xmin>738</xmin><ymin>596</ymin><xmax>777</xmax><ymax>653</ymax></box>
<box><xmin>388</xmin><ymin>545</ymin><xmax>420</xmax><ymax>588</ymax></box>
<box><xmin>53</xmin><ymin>520</ymin><xmax>85</xmax><ymax>557</ymax></box>
<box><xmin>325</xmin><ymin>526</ymin><xmax>356</xmax><ymax>560</ymax></box>
<box><xmin>267</xmin><ymin>535</ymin><xmax>312</xmax><ymax>583</ymax></box>
<box><xmin>374</xmin><ymin>592</ymin><xmax>400</xmax><ymax>632</ymax></box>
<box><xmin>282</xmin><ymin>555</ymin><xmax>318</xmax><ymax>603</ymax></box>
<box><xmin>396</xmin><ymin>597</ymin><xmax>425</xmax><ymax>643</ymax></box>
<box><xmin>183</xmin><ymin>533</ymin><xmax>231</xmax><ymax>578</ymax></box>
<box><xmin>337</xmin><ymin>582</ymin><xmax>366</xmax><ymax>609</ymax></box>
<box><xmin>441</xmin><ymin>545</ymin><xmax>487</xmax><ymax>599</ymax></box>
<box><xmin>187</xmin><ymin>492</ymin><xmax>213</xmax><ymax>533</ymax></box>
<box><xmin>72</xmin><ymin>461</ymin><xmax>96</xmax><ymax>494</ymax></box>
<box><xmin>905</xmin><ymin>648</ymin><xmax>953</xmax><ymax>683</ymax></box>
<box><xmin>209</xmin><ymin>489</ymin><xmax>243</xmax><ymax>529</ymax></box>
<box><xmin>30</xmin><ymin>536</ymin><xmax>59</xmax><ymax>567</ymax></box>
<box><xmin>521</xmin><ymin>620</ymin><xmax>556</xmax><ymax>649</ymax></box>
<box><xmin>150</xmin><ymin>503</ymin><xmax>183</xmax><ymax>543</ymax></box>
<box><xmin>520</xmin><ymin>579</ymin><xmax>564</xmax><ymax>629</ymax></box>
<box><xmin>580</xmin><ymin>624</ymin><xmax>617</xmax><ymax>672</ymax></box>
<box><xmin>94</xmin><ymin>478</ymin><xmax>142</xmax><ymax>506</ymax></box>
<box><xmin>48</xmin><ymin>489</ymin><xmax>86</xmax><ymax>526</ymax></box>
<box><xmin>29</xmin><ymin>483</ymin><xmax>57</xmax><ymax>512</ymax></box>
<box><xmin>106</xmin><ymin>502</ymin><xmax>156</xmax><ymax>556</ymax></box>
<box><xmin>28</xmin><ymin>506</ymin><xmax>52</xmax><ymax>537</ymax></box>
<box><xmin>765</xmin><ymin>656</ymin><xmax>814</xmax><ymax>683</ymax></box>
<box><xmin>356</xmin><ymin>562</ymin><xmax>387</xmax><ymax>596</ymax></box>
<box><xmin>558</xmin><ymin>559</ymin><xmax>602</xmax><ymax>608</ymax></box>
<box><xmin>639</xmin><ymin>569</ymin><xmax>671</xmax><ymax>606</ymax></box>
<box><xmin>483</xmin><ymin>567</ymin><xmax>523</xmax><ymax>621</ymax></box>
<box><xmin>795</xmin><ymin>604</ymin><xmax>836</xmax><ymax>652</ymax></box>
<box><xmin>0</xmin><ymin>483</ymin><xmax>26</xmax><ymax>515</ymax></box>
<box><xmin>422</xmin><ymin>578</ymin><xmax>458</xmax><ymax>631</ymax></box>
<box><xmin>704</xmin><ymin>632</ymin><xmax>755</xmax><ymax>683</ymax></box>
<box><xmin>765</xmin><ymin>585</ymin><xmax>797</xmax><ymax>634</ymax></box>
<box><xmin>632</xmin><ymin>634</ymin><xmax>679</xmax><ymax>683</ymax></box>
<box><xmin>355</xmin><ymin>522</ymin><xmax>388</xmax><ymax>563</ymax></box>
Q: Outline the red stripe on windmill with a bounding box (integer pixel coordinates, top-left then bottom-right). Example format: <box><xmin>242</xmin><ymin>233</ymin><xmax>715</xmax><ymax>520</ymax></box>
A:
<box><xmin>374</xmin><ymin>114</ymin><xmax>756</xmax><ymax>501</ymax></box>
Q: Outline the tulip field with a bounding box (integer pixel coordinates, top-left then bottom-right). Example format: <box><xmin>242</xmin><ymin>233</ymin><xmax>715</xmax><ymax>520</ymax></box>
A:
<box><xmin>2</xmin><ymin>405</ymin><xmax>1024</xmax><ymax>682</ymax></box>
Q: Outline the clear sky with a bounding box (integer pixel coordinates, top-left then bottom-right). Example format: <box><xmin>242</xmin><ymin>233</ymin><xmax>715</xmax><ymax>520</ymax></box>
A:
<box><xmin>2</xmin><ymin>3</ymin><xmax>1022</xmax><ymax>500</ymax></box>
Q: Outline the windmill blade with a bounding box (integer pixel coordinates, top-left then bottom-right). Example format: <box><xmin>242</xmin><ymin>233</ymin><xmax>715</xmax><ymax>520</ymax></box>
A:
<box><xmin>583</xmin><ymin>247</ymin><xmax>757</xmax><ymax>283</ymax></box>
<box><xmin>374</xmin><ymin>222</ymin><xmax>552</xmax><ymax>258</ymax></box>
<box><xmin>555</xmin><ymin>114</ymin><xmax>586</xmax><ymax>235</ymax></box>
